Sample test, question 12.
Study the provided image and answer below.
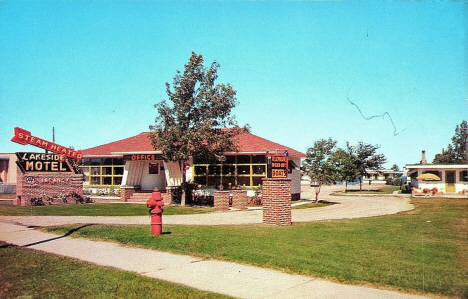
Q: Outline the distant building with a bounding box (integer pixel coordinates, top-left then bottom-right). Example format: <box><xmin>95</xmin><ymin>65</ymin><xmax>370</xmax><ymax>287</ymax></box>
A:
<box><xmin>404</xmin><ymin>150</ymin><xmax>468</xmax><ymax>194</ymax></box>
<box><xmin>0</xmin><ymin>153</ymin><xmax>17</xmax><ymax>193</ymax></box>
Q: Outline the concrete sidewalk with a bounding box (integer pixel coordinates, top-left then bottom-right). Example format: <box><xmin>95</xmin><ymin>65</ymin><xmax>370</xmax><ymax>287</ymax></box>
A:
<box><xmin>0</xmin><ymin>221</ymin><xmax>431</xmax><ymax>299</ymax></box>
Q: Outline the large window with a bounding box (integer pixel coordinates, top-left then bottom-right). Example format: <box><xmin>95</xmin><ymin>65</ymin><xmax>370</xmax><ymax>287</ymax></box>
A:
<box><xmin>460</xmin><ymin>170</ymin><xmax>468</xmax><ymax>182</ymax></box>
<box><xmin>193</xmin><ymin>155</ymin><xmax>266</xmax><ymax>188</ymax></box>
<box><xmin>80</xmin><ymin>158</ymin><xmax>125</xmax><ymax>187</ymax></box>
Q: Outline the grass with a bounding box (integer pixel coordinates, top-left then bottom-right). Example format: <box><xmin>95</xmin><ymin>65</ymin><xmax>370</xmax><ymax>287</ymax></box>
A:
<box><xmin>292</xmin><ymin>201</ymin><xmax>332</xmax><ymax>209</ymax></box>
<box><xmin>0</xmin><ymin>201</ymin><xmax>214</xmax><ymax>216</ymax></box>
<box><xmin>332</xmin><ymin>185</ymin><xmax>402</xmax><ymax>195</ymax></box>
<box><xmin>0</xmin><ymin>241</ymin><xmax>232</xmax><ymax>299</ymax></box>
<box><xmin>44</xmin><ymin>198</ymin><xmax>468</xmax><ymax>298</ymax></box>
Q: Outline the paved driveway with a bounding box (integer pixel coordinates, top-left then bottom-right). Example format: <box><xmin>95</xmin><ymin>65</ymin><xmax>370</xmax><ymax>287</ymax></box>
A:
<box><xmin>0</xmin><ymin>185</ymin><xmax>414</xmax><ymax>227</ymax></box>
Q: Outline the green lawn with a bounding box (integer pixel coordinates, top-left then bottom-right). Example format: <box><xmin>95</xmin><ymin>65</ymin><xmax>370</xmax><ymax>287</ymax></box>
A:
<box><xmin>0</xmin><ymin>241</ymin><xmax>232</xmax><ymax>299</ymax></box>
<box><xmin>44</xmin><ymin>198</ymin><xmax>468</xmax><ymax>298</ymax></box>
<box><xmin>332</xmin><ymin>185</ymin><xmax>402</xmax><ymax>195</ymax></box>
<box><xmin>0</xmin><ymin>202</ymin><xmax>214</xmax><ymax>216</ymax></box>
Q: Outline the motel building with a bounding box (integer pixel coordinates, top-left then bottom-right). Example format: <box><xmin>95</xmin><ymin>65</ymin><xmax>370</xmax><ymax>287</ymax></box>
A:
<box><xmin>80</xmin><ymin>131</ymin><xmax>305</xmax><ymax>202</ymax></box>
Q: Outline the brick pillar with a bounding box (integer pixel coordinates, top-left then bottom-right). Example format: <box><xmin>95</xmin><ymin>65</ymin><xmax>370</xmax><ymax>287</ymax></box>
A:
<box><xmin>262</xmin><ymin>178</ymin><xmax>292</xmax><ymax>226</ymax></box>
<box><xmin>213</xmin><ymin>191</ymin><xmax>230</xmax><ymax>211</ymax></box>
<box><xmin>231</xmin><ymin>190</ymin><xmax>248</xmax><ymax>210</ymax></box>
<box><xmin>120</xmin><ymin>186</ymin><xmax>135</xmax><ymax>202</ymax></box>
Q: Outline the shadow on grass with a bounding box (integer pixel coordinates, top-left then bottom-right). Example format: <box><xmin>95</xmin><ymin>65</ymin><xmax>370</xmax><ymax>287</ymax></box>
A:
<box><xmin>23</xmin><ymin>224</ymin><xmax>95</xmax><ymax>248</ymax></box>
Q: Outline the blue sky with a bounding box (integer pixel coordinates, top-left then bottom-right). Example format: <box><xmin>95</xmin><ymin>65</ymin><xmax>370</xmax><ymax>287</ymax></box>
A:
<box><xmin>1</xmin><ymin>1</ymin><xmax>467</xmax><ymax>169</ymax></box>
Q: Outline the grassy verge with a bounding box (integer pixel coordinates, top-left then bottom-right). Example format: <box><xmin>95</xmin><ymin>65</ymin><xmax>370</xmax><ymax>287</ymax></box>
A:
<box><xmin>332</xmin><ymin>185</ymin><xmax>402</xmax><ymax>195</ymax></box>
<box><xmin>0</xmin><ymin>241</ymin><xmax>231</xmax><ymax>299</ymax></box>
<box><xmin>0</xmin><ymin>202</ymin><xmax>214</xmax><ymax>216</ymax></box>
<box><xmin>44</xmin><ymin>198</ymin><xmax>468</xmax><ymax>298</ymax></box>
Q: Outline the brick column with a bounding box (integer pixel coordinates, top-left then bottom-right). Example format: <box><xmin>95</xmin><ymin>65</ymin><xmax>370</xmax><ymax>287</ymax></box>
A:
<box><xmin>120</xmin><ymin>186</ymin><xmax>135</xmax><ymax>202</ymax></box>
<box><xmin>262</xmin><ymin>178</ymin><xmax>292</xmax><ymax>226</ymax></box>
<box><xmin>231</xmin><ymin>190</ymin><xmax>248</xmax><ymax>210</ymax></box>
<box><xmin>213</xmin><ymin>190</ymin><xmax>230</xmax><ymax>211</ymax></box>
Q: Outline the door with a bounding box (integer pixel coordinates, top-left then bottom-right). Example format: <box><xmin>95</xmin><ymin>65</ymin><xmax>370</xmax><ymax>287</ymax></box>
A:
<box><xmin>445</xmin><ymin>171</ymin><xmax>456</xmax><ymax>193</ymax></box>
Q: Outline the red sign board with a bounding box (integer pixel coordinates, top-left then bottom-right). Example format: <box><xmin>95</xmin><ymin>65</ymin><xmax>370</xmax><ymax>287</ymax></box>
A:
<box><xmin>11</xmin><ymin>127</ymin><xmax>82</xmax><ymax>161</ymax></box>
<box><xmin>266</xmin><ymin>153</ymin><xmax>289</xmax><ymax>178</ymax></box>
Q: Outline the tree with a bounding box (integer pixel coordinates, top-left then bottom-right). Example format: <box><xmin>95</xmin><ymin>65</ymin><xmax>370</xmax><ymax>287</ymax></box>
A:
<box><xmin>433</xmin><ymin>120</ymin><xmax>468</xmax><ymax>164</ymax></box>
<box><xmin>331</xmin><ymin>148</ymin><xmax>359</xmax><ymax>192</ymax></box>
<box><xmin>345</xmin><ymin>141</ymin><xmax>386</xmax><ymax>191</ymax></box>
<box><xmin>149</xmin><ymin>52</ymin><xmax>248</xmax><ymax>204</ymax></box>
<box><xmin>391</xmin><ymin>164</ymin><xmax>400</xmax><ymax>172</ymax></box>
<box><xmin>302</xmin><ymin>138</ymin><xmax>337</xmax><ymax>202</ymax></box>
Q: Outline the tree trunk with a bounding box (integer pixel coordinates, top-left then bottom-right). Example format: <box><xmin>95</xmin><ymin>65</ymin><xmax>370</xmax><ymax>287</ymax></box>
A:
<box><xmin>345</xmin><ymin>181</ymin><xmax>348</xmax><ymax>192</ymax></box>
<box><xmin>314</xmin><ymin>183</ymin><xmax>322</xmax><ymax>203</ymax></box>
<box><xmin>359</xmin><ymin>177</ymin><xmax>363</xmax><ymax>191</ymax></box>
<box><xmin>180</xmin><ymin>160</ymin><xmax>186</xmax><ymax>206</ymax></box>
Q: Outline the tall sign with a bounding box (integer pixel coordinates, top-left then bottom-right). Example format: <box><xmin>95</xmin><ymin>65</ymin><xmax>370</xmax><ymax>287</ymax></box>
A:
<box><xmin>266</xmin><ymin>151</ymin><xmax>289</xmax><ymax>178</ymax></box>
<box><xmin>11</xmin><ymin>127</ymin><xmax>83</xmax><ymax>161</ymax></box>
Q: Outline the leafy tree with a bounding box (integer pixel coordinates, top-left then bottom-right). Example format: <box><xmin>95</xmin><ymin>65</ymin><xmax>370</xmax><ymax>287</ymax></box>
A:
<box><xmin>345</xmin><ymin>141</ymin><xmax>386</xmax><ymax>191</ymax></box>
<box><xmin>331</xmin><ymin>148</ymin><xmax>359</xmax><ymax>192</ymax></box>
<box><xmin>302</xmin><ymin>138</ymin><xmax>337</xmax><ymax>202</ymax></box>
<box><xmin>149</xmin><ymin>52</ymin><xmax>248</xmax><ymax>204</ymax></box>
<box><xmin>391</xmin><ymin>164</ymin><xmax>400</xmax><ymax>171</ymax></box>
<box><xmin>433</xmin><ymin>120</ymin><xmax>468</xmax><ymax>164</ymax></box>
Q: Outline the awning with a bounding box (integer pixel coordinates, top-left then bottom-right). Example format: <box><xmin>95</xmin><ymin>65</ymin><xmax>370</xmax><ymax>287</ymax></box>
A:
<box><xmin>416</xmin><ymin>173</ymin><xmax>441</xmax><ymax>181</ymax></box>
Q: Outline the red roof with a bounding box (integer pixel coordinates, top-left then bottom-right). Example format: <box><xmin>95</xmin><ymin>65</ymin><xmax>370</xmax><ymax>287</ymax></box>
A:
<box><xmin>82</xmin><ymin>131</ymin><xmax>305</xmax><ymax>158</ymax></box>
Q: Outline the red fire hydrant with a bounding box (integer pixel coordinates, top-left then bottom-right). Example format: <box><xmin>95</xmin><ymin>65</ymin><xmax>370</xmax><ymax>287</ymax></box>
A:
<box><xmin>146</xmin><ymin>188</ymin><xmax>165</xmax><ymax>236</ymax></box>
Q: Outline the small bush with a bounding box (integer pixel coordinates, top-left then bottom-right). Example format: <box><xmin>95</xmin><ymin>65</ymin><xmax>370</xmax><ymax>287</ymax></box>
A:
<box><xmin>391</xmin><ymin>178</ymin><xmax>402</xmax><ymax>186</ymax></box>
<box><xmin>30</xmin><ymin>197</ymin><xmax>45</xmax><ymax>206</ymax></box>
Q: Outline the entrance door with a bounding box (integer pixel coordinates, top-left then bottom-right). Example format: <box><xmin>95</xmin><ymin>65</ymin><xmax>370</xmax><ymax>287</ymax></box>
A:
<box><xmin>445</xmin><ymin>171</ymin><xmax>456</xmax><ymax>193</ymax></box>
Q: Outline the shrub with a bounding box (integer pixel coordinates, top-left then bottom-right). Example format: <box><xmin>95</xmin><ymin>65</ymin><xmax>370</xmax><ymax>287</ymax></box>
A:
<box><xmin>30</xmin><ymin>197</ymin><xmax>45</xmax><ymax>206</ymax></box>
<box><xmin>391</xmin><ymin>178</ymin><xmax>402</xmax><ymax>186</ymax></box>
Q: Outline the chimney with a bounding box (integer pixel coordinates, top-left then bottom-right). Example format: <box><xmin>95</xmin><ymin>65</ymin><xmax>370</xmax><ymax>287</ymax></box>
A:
<box><xmin>421</xmin><ymin>150</ymin><xmax>427</xmax><ymax>164</ymax></box>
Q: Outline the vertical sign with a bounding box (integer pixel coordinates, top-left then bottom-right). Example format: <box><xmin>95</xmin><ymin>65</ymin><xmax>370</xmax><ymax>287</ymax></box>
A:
<box><xmin>266</xmin><ymin>152</ymin><xmax>289</xmax><ymax>178</ymax></box>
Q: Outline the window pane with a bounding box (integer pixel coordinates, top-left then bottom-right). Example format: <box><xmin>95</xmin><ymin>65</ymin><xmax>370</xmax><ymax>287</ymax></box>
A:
<box><xmin>460</xmin><ymin>171</ymin><xmax>468</xmax><ymax>182</ymax></box>
<box><xmin>113</xmin><ymin>158</ymin><xmax>124</xmax><ymax>165</ymax></box>
<box><xmin>252</xmin><ymin>176</ymin><xmax>264</xmax><ymax>186</ymax></box>
<box><xmin>102</xmin><ymin>167</ymin><xmax>112</xmax><ymax>175</ymax></box>
<box><xmin>238</xmin><ymin>165</ymin><xmax>250</xmax><ymax>175</ymax></box>
<box><xmin>114</xmin><ymin>167</ymin><xmax>124</xmax><ymax>175</ymax></box>
<box><xmin>222</xmin><ymin>176</ymin><xmax>236</xmax><ymax>188</ymax></box>
<box><xmin>103</xmin><ymin>158</ymin><xmax>113</xmax><ymax>165</ymax></box>
<box><xmin>91</xmin><ymin>167</ymin><xmax>100</xmax><ymax>175</ymax></box>
<box><xmin>237</xmin><ymin>176</ymin><xmax>250</xmax><ymax>186</ymax></box>
<box><xmin>194</xmin><ymin>176</ymin><xmax>206</xmax><ymax>186</ymax></box>
<box><xmin>208</xmin><ymin>176</ymin><xmax>221</xmax><ymax>187</ymax></box>
<box><xmin>252</xmin><ymin>155</ymin><xmax>265</xmax><ymax>164</ymax></box>
<box><xmin>237</xmin><ymin>155</ymin><xmax>250</xmax><ymax>164</ymax></box>
<box><xmin>81</xmin><ymin>159</ymin><xmax>91</xmax><ymax>166</ymax></box>
<box><xmin>149</xmin><ymin>163</ymin><xmax>159</xmax><ymax>174</ymax></box>
<box><xmin>103</xmin><ymin>177</ymin><xmax>112</xmax><ymax>185</ymax></box>
<box><xmin>209</xmin><ymin>165</ymin><xmax>221</xmax><ymax>175</ymax></box>
<box><xmin>91</xmin><ymin>159</ymin><xmax>101</xmax><ymax>165</ymax></box>
<box><xmin>195</xmin><ymin>166</ymin><xmax>207</xmax><ymax>175</ymax></box>
<box><xmin>222</xmin><ymin>165</ymin><xmax>235</xmax><ymax>175</ymax></box>
<box><xmin>113</xmin><ymin>177</ymin><xmax>122</xmax><ymax>185</ymax></box>
<box><xmin>91</xmin><ymin>177</ymin><xmax>100</xmax><ymax>185</ymax></box>
<box><xmin>225</xmin><ymin>155</ymin><xmax>236</xmax><ymax>164</ymax></box>
<box><xmin>253</xmin><ymin>165</ymin><xmax>265</xmax><ymax>175</ymax></box>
